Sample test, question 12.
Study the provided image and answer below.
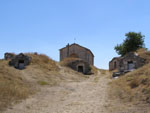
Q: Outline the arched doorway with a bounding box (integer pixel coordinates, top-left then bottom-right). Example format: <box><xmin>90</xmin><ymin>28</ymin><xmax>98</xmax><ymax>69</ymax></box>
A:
<box><xmin>78</xmin><ymin>66</ymin><xmax>84</xmax><ymax>73</ymax></box>
<box><xmin>18</xmin><ymin>60</ymin><xmax>25</xmax><ymax>69</ymax></box>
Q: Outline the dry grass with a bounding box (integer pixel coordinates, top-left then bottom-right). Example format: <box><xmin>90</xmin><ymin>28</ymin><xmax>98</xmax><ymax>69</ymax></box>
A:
<box><xmin>0</xmin><ymin>53</ymin><xmax>89</xmax><ymax>112</ymax></box>
<box><xmin>90</xmin><ymin>65</ymin><xmax>99</xmax><ymax>75</ymax></box>
<box><xmin>99</xmin><ymin>69</ymin><xmax>109</xmax><ymax>75</ymax></box>
<box><xmin>137</xmin><ymin>48</ymin><xmax>150</xmax><ymax>63</ymax></box>
<box><xmin>110</xmin><ymin>64</ymin><xmax>150</xmax><ymax>104</ymax></box>
<box><xmin>0</xmin><ymin>60</ymin><xmax>32</xmax><ymax>111</ymax></box>
<box><xmin>26</xmin><ymin>53</ymin><xmax>59</xmax><ymax>72</ymax></box>
<box><xmin>0</xmin><ymin>53</ymin><xmax>61</xmax><ymax>111</ymax></box>
<box><xmin>109</xmin><ymin>49</ymin><xmax>150</xmax><ymax>107</ymax></box>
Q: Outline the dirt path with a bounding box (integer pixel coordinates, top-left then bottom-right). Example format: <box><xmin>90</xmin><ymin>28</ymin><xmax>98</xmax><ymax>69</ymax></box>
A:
<box><xmin>5</xmin><ymin>72</ymin><xmax>112</xmax><ymax>113</ymax></box>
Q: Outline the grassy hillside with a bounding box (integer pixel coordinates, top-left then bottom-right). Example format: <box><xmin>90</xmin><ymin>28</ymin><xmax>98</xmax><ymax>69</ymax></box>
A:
<box><xmin>0</xmin><ymin>59</ymin><xmax>32</xmax><ymax>111</ymax></box>
<box><xmin>0</xmin><ymin>54</ymin><xmax>55</xmax><ymax>111</ymax></box>
<box><xmin>26</xmin><ymin>53</ymin><xmax>59</xmax><ymax>72</ymax></box>
<box><xmin>110</xmin><ymin>49</ymin><xmax>150</xmax><ymax>105</ymax></box>
<box><xmin>0</xmin><ymin>53</ymin><xmax>90</xmax><ymax>111</ymax></box>
<box><xmin>0</xmin><ymin>53</ymin><xmax>61</xmax><ymax>111</ymax></box>
<box><xmin>137</xmin><ymin>48</ymin><xmax>150</xmax><ymax>63</ymax></box>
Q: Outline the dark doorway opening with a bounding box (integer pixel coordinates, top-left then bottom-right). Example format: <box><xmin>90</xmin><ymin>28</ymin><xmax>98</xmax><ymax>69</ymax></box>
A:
<box><xmin>19</xmin><ymin>60</ymin><xmax>24</xmax><ymax>63</ymax></box>
<box><xmin>78</xmin><ymin>66</ymin><xmax>84</xmax><ymax>73</ymax></box>
<box><xmin>128</xmin><ymin>61</ymin><xmax>135</xmax><ymax>70</ymax></box>
<box><xmin>18</xmin><ymin>60</ymin><xmax>25</xmax><ymax>69</ymax></box>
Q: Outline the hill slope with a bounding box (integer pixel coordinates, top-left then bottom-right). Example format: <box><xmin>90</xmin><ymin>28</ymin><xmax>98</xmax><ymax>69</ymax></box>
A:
<box><xmin>0</xmin><ymin>53</ymin><xmax>87</xmax><ymax>112</ymax></box>
<box><xmin>109</xmin><ymin>49</ymin><xmax>150</xmax><ymax>112</ymax></box>
<box><xmin>4</xmin><ymin>65</ymin><xmax>111</xmax><ymax>113</ymax></box>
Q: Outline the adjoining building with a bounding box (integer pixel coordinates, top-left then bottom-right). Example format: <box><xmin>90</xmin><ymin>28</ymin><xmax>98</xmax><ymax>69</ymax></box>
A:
<box><xmin>109</xmin><ymin>57</ymin><xmax>120</xmax><ymax>71</ymax></box>
<box><xmin>118</xmin><ymin>52</ymin><xmax>145</xmax><ymax>72</ymax></box>
<box><xmin>60</xmin><ymin>43</ymin><xmax>94</xmax><ymax>65</ymax></box>
<box><xmin>110</xmin><ymin>52</ymin><xmax>145</xmax><ymax>77</ymax></box>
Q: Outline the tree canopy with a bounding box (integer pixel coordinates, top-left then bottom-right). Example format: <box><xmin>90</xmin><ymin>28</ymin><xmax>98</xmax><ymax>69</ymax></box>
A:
<box><xmin>114</xmin><ymin>32</ymin><xmax>145</xmax><ymax>56</ymax></box>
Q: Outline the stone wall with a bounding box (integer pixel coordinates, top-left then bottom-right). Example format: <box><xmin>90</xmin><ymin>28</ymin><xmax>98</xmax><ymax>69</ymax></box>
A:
<box><xmin>4</xmin><ymin>53</ymin><xmax>15</xmax><ymax>60</ymax></box>
<box><xmin>60</xmin><ymin>44</ymin><xmax>94</xmax><ymax>65</ymax></box>
<box><xmin>119</xmin><ymin>53</ymin><xmax>145</xmax><ymax>72</ymax></box>
<box><xmin>9</xmin><ymin>53</ymin><xmax>32</xmax><ymax>69</ymax></box>
<box><xmin>109</xmin><ymin>57</ymin><xmax>120</xmax><ymax>71</ymax></box>
<box><xmin>67</xmin><ymin>59</ymin><xmax>91</xmax><ymax>74</ymax></box>
<box><xmin>110</xmin><ymin>52</ymin><xmax>145</xmax><ymax>72</ymax></box>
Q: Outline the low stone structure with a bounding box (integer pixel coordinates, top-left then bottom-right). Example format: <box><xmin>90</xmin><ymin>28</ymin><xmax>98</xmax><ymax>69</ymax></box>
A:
<box><xmin>9</xmin><ymin>53</ymin><xmax>32</xmax><ymax>69</ymax></box>
<box><xmin>110</xmin><ymin>52</ymin><xmax>145</xmax><ymax>77</ymax></box>
<box><xmin>4</xmin><ymin>53</ymin><xmax>15</xmax><ymax>60</ymax></box>
<box><xmin>110</xmin><ymin>52</ymin><xmax>145</xmax><ymax>72</ymax></box>
<box><xmin>118</xmin><ymin>52</ymin><xmax>145</xmax><ymax>72</ymax></box>
<box><xmin>67</xmin><ymin>59</ymin><xmax>91</xmax><ymax>74</ymax></box>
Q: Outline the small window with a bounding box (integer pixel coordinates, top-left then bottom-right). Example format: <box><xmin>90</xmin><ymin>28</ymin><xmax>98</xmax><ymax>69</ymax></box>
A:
<box><xmin>114</xmin><ymin>61</ymin><xmax>117</xmax><ymax>68</ymax></box>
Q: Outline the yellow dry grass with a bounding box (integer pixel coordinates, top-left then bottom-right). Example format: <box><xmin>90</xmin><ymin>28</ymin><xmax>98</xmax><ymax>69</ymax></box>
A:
<box><xmin>110</xmin><ymin>49</ymin><xmax>150</xmax><ymax>105</ymax></box>
<box><xmin>26</xmin><ymin>53</ymin><xmax>59</xmax><ymax>72</ymax></box>
<box><xmin>90</xmin><ymin>65</ymin><xmax>99</xmax><ymax>75</ymax></box>
<box><xmin>0</xmin><ymin>53</ymin><xmax>90</xmax><ymax>112</ymax></box>
<box><xmin>0</xmin><ymin>53</ymin><xmax>60</xmax><ymax>111</ymax></box>
<box><xmin>137</xmin><ymin>48</ymin><xmax>150</xmax><ymax>63</ymax></box>
<box><xmin>0</xmin><ymin>60</ymin><xmax>32</xmax><ymax>111</ymax></box>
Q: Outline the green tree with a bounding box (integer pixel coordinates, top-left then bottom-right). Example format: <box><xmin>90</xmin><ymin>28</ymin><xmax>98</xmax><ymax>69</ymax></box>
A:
<box><xmin>114</xmin><ymin>32</ymin><xmax>145</xmax><ymax>56</ymax></box>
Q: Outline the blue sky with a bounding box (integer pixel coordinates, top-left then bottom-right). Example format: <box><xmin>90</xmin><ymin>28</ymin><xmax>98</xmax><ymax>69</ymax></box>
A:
<box><xmin>0</xmin><ymin>0</ymin><xmax>150</xmax><ymax>69</ymax></box>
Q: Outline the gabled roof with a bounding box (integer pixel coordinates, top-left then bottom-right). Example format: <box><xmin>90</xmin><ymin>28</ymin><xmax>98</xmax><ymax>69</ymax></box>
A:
<box><xmin>109</xmin><ymin>57</ymin><xmax>122</xmax><ymax>63</ymax></box>
<box><xmin>60</xmin><ymin>43</ymin><xmax>94</xmax><ymax>57</ymax></box>
<box><xmin>110</xmin><ymin>52</ymin><xmax>141</xmax><ymax>63</ymax></box>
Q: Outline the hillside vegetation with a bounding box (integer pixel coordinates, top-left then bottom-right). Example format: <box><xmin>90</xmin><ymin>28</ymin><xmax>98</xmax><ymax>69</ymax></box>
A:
<box><xmin>0</xmin><ymin>53</ymin><xmax>60</xmax><ymax>111</ymax></box>
<box><xmin>0</xmin><ymin>59</ymin><xmax>31</xmax><ymax>111</ymax></box>
<box><xmin>137</xmin><ymin>48</ymin><xmax>150</xmax><ymax>63</ymax></box>
<box><xmin>0</xmin><ymin>53</ymin><xmax>90</xmax><ymax>112</ymax></box>
<box><xmin>110</xmin><ymin>49</ymin><xmax>150</xmax><ymax>106</ymax></box>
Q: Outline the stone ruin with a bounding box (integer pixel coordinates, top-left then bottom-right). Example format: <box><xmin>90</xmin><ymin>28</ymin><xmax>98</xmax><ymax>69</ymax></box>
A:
<box><xmin>118</xmin><ymin>52</ymin><xmax>145</xmax><ymax>72</ymax></box>
<box><xmin>5</xmin><ymin>53</ymin><xmax>32</xmax><ymax>70</ymax></box>
<box><xmin>110</xmin><ymin>52</ymin><xmax>145</xmax><ymax>77</ymax></box>
<box><xmin>4</xmin><ymin>53</ymin><xmax>16</xmax><ymax>60</ymax></box>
